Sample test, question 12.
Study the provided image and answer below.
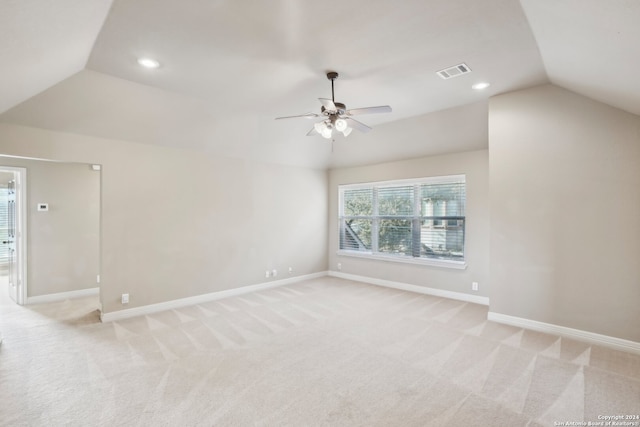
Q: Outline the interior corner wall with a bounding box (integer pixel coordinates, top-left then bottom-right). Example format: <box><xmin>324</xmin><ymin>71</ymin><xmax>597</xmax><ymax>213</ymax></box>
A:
<box><xmin>488</xmin><ymin>84</ymin><xmax>640</xmax><ymax>342</ymax></box>
<box><xmin>0</xmin><ymin>123</ymin><xmax>328</xmax><ymax>314</ymax></box>
<box><xmin>328</xmin><ymin>149</ymin><xmax>490</xmax><ymax>298</ymax></box>
<box><xmin>0</xmin><ymin>157</ymin><xmax>100</xmax><ymax>297</ymax></box>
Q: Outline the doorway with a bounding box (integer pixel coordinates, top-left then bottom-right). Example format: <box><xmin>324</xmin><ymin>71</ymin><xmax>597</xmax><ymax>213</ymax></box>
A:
<box><xmin>0</xmin><ymin>158</ymin><xmax>100</xmax><ymax>307</ymax></box>
<box><xmin>0</xmin><ymin>167</ymin><xmax>26</xmax><ymax>305</ymax></box>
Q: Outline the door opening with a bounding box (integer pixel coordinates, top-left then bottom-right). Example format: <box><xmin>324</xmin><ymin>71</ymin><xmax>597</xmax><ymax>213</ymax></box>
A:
<box><xmin>0</xmin><ymin>167</ymin><xmax>27</xmax><ymax>305</ymax></box>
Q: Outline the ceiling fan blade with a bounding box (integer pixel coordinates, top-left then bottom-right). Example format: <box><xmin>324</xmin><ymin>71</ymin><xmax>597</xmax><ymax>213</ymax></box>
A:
<box><xmin>306</xmin><ymin>127</ymin><xmax>319</xmax><ymax>136</ymax></box>
<box><xmin>318</xmin><ymin>98</ymin><xmax>337</xmax><ymax>111</ymax></box>
<box><xmin>346</xmin><ymin>105</ymin><xmax>392</xmax><ymax>116</ymax></box>
<box><xmin>346</xmin><ymin>117</ymin><xmax>372</xmax><ymax>133</ymax></box>
<box><xmin>275</xmin><ymin>112</ymin><xmax>319</xmax><ymax>120</ymax></box>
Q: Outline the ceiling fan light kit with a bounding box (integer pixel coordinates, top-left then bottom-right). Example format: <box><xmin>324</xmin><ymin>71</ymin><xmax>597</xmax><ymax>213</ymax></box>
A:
<box><xmin>335</xmin><ymin>118</ymin><xmax>347</xmax><ymax>132</ymax></box>
<box><xmin>276</xmin><ymin>71</ymin><xmax>392</xmax><ymax>140</ymax></box>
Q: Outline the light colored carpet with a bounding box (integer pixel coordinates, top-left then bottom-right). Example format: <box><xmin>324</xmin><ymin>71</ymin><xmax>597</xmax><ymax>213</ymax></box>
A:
<box><xmin>1</xmin><ymin>276</ymin><xmax>639</xmax><ymax>426</ymax></box>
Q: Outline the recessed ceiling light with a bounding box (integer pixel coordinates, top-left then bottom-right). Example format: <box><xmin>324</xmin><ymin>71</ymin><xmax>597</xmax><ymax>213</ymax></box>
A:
<box><xmin>137</xmin><ymin>57</ymin><xmax>160</xmax><ymax>69</ymax></box>
<box><xmin>472</xmin><ymin>82</ymin><xmax>490</xmax><ymax>90</ymax></box>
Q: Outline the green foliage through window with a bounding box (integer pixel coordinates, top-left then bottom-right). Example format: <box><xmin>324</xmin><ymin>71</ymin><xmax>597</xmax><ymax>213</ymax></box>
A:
<box><xmin>339</xmin><ymin>176</ymin><xmax>466</xmax><ymax>262</ymax></box>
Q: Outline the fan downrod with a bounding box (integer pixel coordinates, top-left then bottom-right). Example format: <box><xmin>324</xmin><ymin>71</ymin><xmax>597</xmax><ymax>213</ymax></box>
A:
<box><xmin>327</xmin><ymin>71</ymin><xmax>339</xmax><ymax>103</ymax></box>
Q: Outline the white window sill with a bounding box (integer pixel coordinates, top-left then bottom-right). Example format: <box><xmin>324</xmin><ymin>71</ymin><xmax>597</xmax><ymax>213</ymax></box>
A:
<box><xmin>336</xmin><ymin>250</ymin><xmax>467</xmax><ymax>270</ymax></box>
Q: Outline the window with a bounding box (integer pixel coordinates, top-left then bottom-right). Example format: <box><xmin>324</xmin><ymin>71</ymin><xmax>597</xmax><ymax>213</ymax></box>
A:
<box><xmin>0</xmin><ymin>187</ymin><xmax>8</xmax><ymax>268</ymax></box>
<box><xmin>339</xmin><ymin>175</ymin><xmax>466</xmax><ymax>267</ymax></box>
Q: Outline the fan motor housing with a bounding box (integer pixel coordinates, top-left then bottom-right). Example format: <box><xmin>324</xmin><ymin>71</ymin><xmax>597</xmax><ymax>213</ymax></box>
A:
<box><xmin>321</xmin><ymin>102</ymin><xmax>346</xmax><ymax>116</ymax></box>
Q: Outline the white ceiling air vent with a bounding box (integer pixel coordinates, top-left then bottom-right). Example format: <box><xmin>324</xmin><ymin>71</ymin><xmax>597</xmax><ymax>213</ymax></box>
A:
<box><xmin>436</xmin><ymin>63</ymin><xmax>472</xmax><ymax>79</ymax></box>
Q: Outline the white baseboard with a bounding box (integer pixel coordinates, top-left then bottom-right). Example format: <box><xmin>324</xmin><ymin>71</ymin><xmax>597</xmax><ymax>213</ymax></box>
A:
<box><xmin>27</xmin><ymin>287</ymin><xmax>99</xmax><ymax>305</ymax></box>
<box><xmin>100</xmin><ymin>271</ymin><xmax>328</xmax><ymax>323</ymax></box>
<box><xmin>488</xmin><ymin>311</ymin><xmax>640</xmax><ymax>355</ymax></box>
<box><xmin>328</xmin><ymin>271</ymin><xmax>490</xmax><ymax>306</ymax></box>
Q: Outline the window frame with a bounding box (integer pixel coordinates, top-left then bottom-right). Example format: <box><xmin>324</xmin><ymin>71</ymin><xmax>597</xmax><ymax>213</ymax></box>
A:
<box><xmin>337</xmin><ymin>175</ymin><xmax>467</xmax><ymax>270</ymax></box>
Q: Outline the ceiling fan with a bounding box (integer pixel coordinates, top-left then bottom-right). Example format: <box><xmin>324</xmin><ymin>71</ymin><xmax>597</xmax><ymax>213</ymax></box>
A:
<box><xmin>276</xmin><ymin>71</ymin><xmax>392</xmax><ymax>139</ymax></box>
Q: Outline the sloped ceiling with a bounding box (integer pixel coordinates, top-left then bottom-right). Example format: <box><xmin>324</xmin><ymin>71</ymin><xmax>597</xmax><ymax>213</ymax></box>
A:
<box><xmin>0</xmin><ymin>0</ymin><xmax>638</xmax><ymax>169</ymax></box>
<box><xmin>520</xmin><ymin>0</ymin><xmax>640</xmax><ymax>116</ymax></box>
<box><xmin>0</xmin><ymin>0</ymin><xmax>112</xmax><ymax>113</ymax></box>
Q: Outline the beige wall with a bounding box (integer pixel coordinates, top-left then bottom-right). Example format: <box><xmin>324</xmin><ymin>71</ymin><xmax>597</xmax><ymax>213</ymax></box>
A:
<box><xmin>0</xmin><ymin>158</ymin><xmax>100</xmax><ymax>296</ymax></box>
<box><xmin>0</xmin><ymin>123</ymin><xmax>328</xmax><ymax>313</ymax></box>
<box><xmin>328</xmin><ymin>149</ymin><xmax>490</xmax><ymax>298</ymax></box>
<box><xmin>489</xmin><ymin>84</ymin><xmax>640</xmax><ymax>342</ymax></box>
<box><xmin>0</xmin><ymin>171</ymin><xmax>11</xmax><ymax>184</ymax></box>
<box><xmin>5</xmin><ymin>83</ymin><xmax>637</xmax><ymax>344</ymax></box>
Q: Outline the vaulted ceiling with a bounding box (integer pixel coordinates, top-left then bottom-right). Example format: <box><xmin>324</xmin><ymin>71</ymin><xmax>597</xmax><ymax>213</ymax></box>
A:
<box><xmin>1</xmin><ymin>0</ymin><xmax>638</xmax><ymax>169</ymax></box>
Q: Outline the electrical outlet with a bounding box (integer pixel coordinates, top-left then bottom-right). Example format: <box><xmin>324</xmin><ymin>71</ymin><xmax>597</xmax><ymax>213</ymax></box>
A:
<box><xmin>121</xmin><ymin>293</ymin><xmax>129</xmax><ymax>304</ymax></box>
<box><xmin>337</xmin><ymin>262</ymin><xmax>342</xmax><ymax>271</ymax></box>
<box><xmin>472</xmin><ymin>282</ymin><xmax>479</xmax><ymax>291</ymax></box>
<box><xmin>288</xmin><ymin>267</ymin><xmax>293</xmax><ymax>274</ymax></box>
<box><xmin>265</xmin><ymin>270</ymin><xmax>270</xmax><ymax>278</ymax></box>
<box><xmin>272</xmin><ymin>269</ymin><xmax>278</xmax><ymax>277</ymax></box>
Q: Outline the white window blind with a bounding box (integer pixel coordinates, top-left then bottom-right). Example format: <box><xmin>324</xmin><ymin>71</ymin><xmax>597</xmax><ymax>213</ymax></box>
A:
<box><xmin>339</xmin><ymin>175</ymin><xmax>466</xmax><ymax>264</ymax></box>
<box><xmin>0</xmin><ymin>188</ymin><xmax>8</xmax><ymax>267</ymax></box>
